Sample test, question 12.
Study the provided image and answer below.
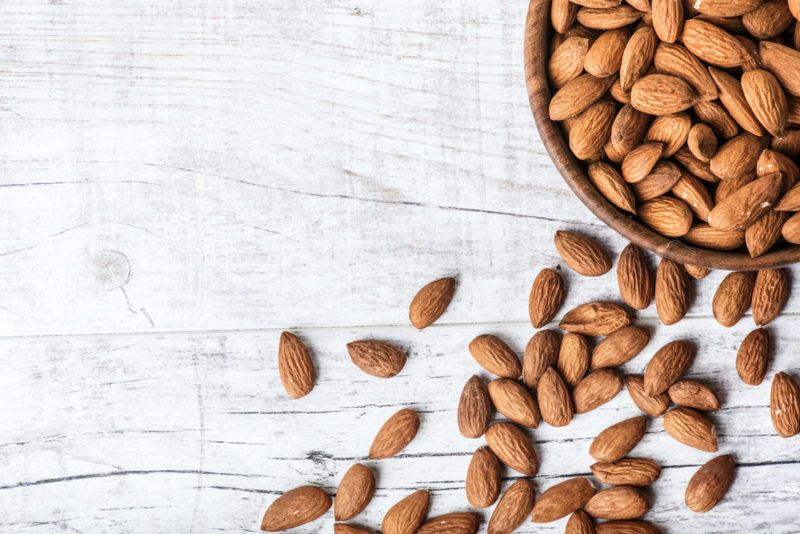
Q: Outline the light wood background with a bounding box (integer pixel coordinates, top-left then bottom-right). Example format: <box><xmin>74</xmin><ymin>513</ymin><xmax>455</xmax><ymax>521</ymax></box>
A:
<box><xmin>0</xmin><ymin>1</ymin><xmax>798</xmax><ymax>532</ymax></box>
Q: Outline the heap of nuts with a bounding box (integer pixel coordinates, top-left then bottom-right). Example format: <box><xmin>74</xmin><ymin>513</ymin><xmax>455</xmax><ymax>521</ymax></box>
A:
<box><xmin>547</xmin><ymin>0</ymin><xmax>800</xmax><ymax>256</ymax></box>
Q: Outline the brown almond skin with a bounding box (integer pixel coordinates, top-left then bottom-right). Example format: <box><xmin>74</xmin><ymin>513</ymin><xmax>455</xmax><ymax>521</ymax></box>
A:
<box><xmin>712</xmin><ymin>271</ymin><xmax>755</xmax><ymax>327</ymax></box>
<box><xmin>771</xmin><ymin>372</ymin><xmax>800</xmax><ymax>437</ymax></box>
<box><xmin>589</xmin><ymin>162</ymin><xmax>637</xmax><ymax>213</ymax></box>
<box><xmin>559</xmin><ymin>302</ymin><xmax>631</xmax><ymax>336</ymax></box>
<box><xmin>369</xmin><ymin>408</ymin><xmax>420</xmax><ymax>459</ymax></box>
<box><xmin>631</xmin><ymin>74</ymin><xmax>697</xmax><ymax>115</ymax></box>
<box><xmin>591</xmin><ymin>458</ymin><xmax>661</xmax><ymax>486</ymax></box>
<box><xmin>590</xmin><ymin>416</ymin><xmax>647</xmax><ymax>462</ymax></box>
<box><xmin>645</xmin><ymin>114</ymin><xmax>692</xmax><ymax>157</ymax></box>
<box><xmin>655</xmin><ymin>258</ymin><xmax>688</xmax><ymax>325</ymax></box>
<box><xmin>485</xmin><ymin>422</ymin><xmax>539</xmax><ymax>475</ymax></box>
<box><xmin>709</xmin><ymin>172</ymin><xmax>784</xmax><ymax>232</ymax></box>
<box><xmin>261</xmin><ymin>486</ymin><xmax>332</xmax><ymax>531</ymax></box>
<box><xmin>595</xmin><ymin>520</ymin><xmax>661</xmax><ymax>533</ymax></box>
<box><xmin>685</xmin><ymin>455</ymin><xmax>736</xmax><ymax>513</ymax></box>
<box><xmin>382</xmin><ymin>490</ymin><xmax>430</xmax><ymax>534</ymax></box>
<box><xmin>709</xmin><ymin>132</ymin><xmax>768</xmax><ymax>182</ymax></box>
<box><xmin>760</xmin><ymin>41</ymin><xmax>800</xmax><ymax>98</ymax></box>
<box><xmin>538</xmin><ymin>366</ymin><xmax>574</xmax><ymax>426</ymax></box>
<box><xmin>745</xmin><ymin>209</ymin><xmax>788</xmax><ymax>258</ymax></box>
<box><xmin>529</xmin><ymin>268</ymin><xmax>565</xmax><ymax>328</ymax></box>
<box><xmin>417</xmin><ymin>512</ymin><xmax>480</xmax><ymax>534</ymax></box>
<box><xmin>550</xmin><ymin>74</ymin><xmax>617</xmax><ymax>121</ymax></box>
<box><xmin>278</xmin><ymin>331</ymin><xmax>315</xmax><ymax>399</ymax></box>
<box><xmin>709</xmin><ymin>67</ymin><xmax>765</xmax><ymax>137</ymax></box>
<box><xmin>682</xmin><ymin>224</ymin><xmax>746</xmax><ymax>251</ymax></box>
<box><xmin>684</xmin><ymin>263</ymin><xmax>711</xmax><ymax>280</ymax></box>
<box><xmin>558</xmin><ymin>333</ymin><xmax>591</xmax><ymax>386</ymax></box>
<box><xmin>663</xmin><ymin>407</ymin><xmax>719</xmax><ymax>452</ymax></box>
<box><xmin>742</xmin><ymin>69</ymin><xmax>789</xmax><ymax>138</ymax></box>
<box><xmin>551</xmin><ymin>0</ymin><xmax>579</xmax><ymax>33</ymax></box>
<box><xmin>550</xmin><ymin>37</ymin><xmax>591</xmax><ymax>88</ymax></box>
<box><xmin>616</xmin><ymin>244</ymin><xmax>653</xmax><ymax>310</ymax></box>
<box><xmin>409</xmin><ymin>277</ymin><xmax>456</xmax><ymax>329</ymax></box>
<box><xmin>622</xmin><ymin>142</ymin><xmax>663</xmax><ymax>183</ymax></box>
<box><xmin>672</xmin><ymin>171</ymin><xmax>714</xmax><ymax>221</ymax></box>
<box><xmin>632</xmin><ymin>161</ymin><xmax>682</xmax><ymax>201</ymax></box>
<box><xmin>577</xmin><ymin>5</ymin><xmax>643</xmax><ymax>29</ymax></box>
<box><xmin>694</xmin><ymin>101</ymin><xmax>738</xmax><ymax>140</ymax></box>
<box><xmin>334</xmin><ymin>524</ymin><xmax>373</xmax><ymax>534</ymax></box>
<box><xmin>638</xmin><ymin>196</ymin><xmax>692</xmax><ymax>237</ymax></box>
<box><xmin>585</xmin><ymin>28</ymin><xmax>630</xmax><ymax>78</ymax></box>
<box><xmin>592</xmin><ymin>325</ymin><xmax>650</xmax><ymax>370</ymax></box>
<box><xmin>681</xmin><ymin>19</ymin><xmax>751</xmax><ymax>68</ymax></box>
<box><xmin>652</xmin><ymin>0</ymin><xmax>683</xmax><ymax>43</ymax></box>
<box><xmin>605</xmin><ymin>105</ymin><xmax>650</xmax><ymax>163</ymax></box>
<box><xmin>643</xmin><ymin>340</ymin><xmax>695</xmax><ymax>395</ymax></box>
<box><xmin>469</xmin><ymin>335</ymin><xmax>522</xmax><ymax>379</ymax></box>
<box><xmin>668</xmin><ymin>379</ymin><xmax>721</xmax><ymax>411</ymax></box>
<box><xmin>523</xmin><ymin>330</ymin><xmax>561</xmax><ymax>388</ymax></box>
<box><xmin>532</xmin><ymin>477</ymin><xmax>596</xmax><ymax>523</ymax></box>
<box><xmin>584</xmin><ymin>486</ymin><xmax>649</xmax><ymax>520</ymax></box>
<box><xmin>458</xmin><ymin>375</ymin><xmax>492</xmax><ymax>438</ymax></box>
<box><xmin>783</xmin><ymin>211</ymin><xmax>800</xmax><ymax>244</ymax></box>
<box><xmin>570</xmin><ymin>100</ymin><xmax>617</xmax><ymax>160</ymax></box>
<box><xmin>626</xmin><ymin>375</ymin><xmax>670</xmax><ymax>417</ymax></box>
<box><xmin>620</xmin><ymin>27</ymin><xmax>657</xmax><ymax>92</ymax></box>
<box><xmin>555</xmin><ymin>230</ymin><xmax>612</xmax><ymax>276</ymax></box>
<box><xmin>674</xmin><ymin>145</ymin><xmax>718</xmax><ymax>182</ymax></box>
<box><xmin>565</xmin><ymin>510</ymin><xmax>595</xmax><ymax>534</ymax></box>
<box><xmin>488</xmin><ymin>378</ymin><xmax>541</xmax><ymax>428</ymax></box>
<box><xmin>686</xmin><ymin>123</ymin><xmax>717</xmax><ymax>163</ymax></box>
<box><xmin>737</xmin><ymin>328</ymin><xmax>770</xmax><ymax>385</ymax></box>
<box><xmin>347</xmin><ymin>340</ymin><xmax>407</xmax><ymax>379</ymax></box>
<box><xmin>488</xmin><ymin>480</ymin><xmax>535</xmax><ymax>534</ymax></box>
<box><xmin>693</xmin><ymin>0</ymin><xmax>761</xmax><ymax>15</ymax></box>
<box><xmin>573</xmin><ymin>369</ymin><xmax>624</xmax><ymax>413</ymax></box>
<box><xmin>752</xmin><ymin>268</ymin><xmax>789</xmax><ymax>326</ymax></box>
<box><xmin>335</xmin><ymin>463</ymin><xmax>376</xmax><ymax>521</ymax></box>
<box><xmin>466</xmin><ymin>447</ymin><xmax>501</xmax><ymax>508</ymax></box>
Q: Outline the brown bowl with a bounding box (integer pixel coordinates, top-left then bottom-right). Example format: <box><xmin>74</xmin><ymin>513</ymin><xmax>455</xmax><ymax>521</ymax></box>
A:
<box><xmin>522</xmin><ymin>0</ymin><xmax>800</xmax><ymax>271</ymax></box>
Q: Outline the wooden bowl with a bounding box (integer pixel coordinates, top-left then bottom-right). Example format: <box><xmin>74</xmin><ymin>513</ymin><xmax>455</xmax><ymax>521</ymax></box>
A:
<box><xmin>522</xmin><ymin>0</ymin><xmax>800</xmax><ymax>271</ymax></box>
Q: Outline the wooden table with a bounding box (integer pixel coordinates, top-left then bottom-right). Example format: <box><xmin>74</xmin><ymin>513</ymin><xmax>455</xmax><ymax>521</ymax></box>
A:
<box><xmin>0</xmin><ymin>1</ymin><xmax>797</xmax><ymax>532</ymax></box>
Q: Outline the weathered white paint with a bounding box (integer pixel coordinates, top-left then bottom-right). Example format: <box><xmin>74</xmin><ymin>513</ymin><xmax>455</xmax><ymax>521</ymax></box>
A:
<box><xmin>0</xmin><ymin>0</ymin><xmax>798</xmax><ymax>532</ymax></box>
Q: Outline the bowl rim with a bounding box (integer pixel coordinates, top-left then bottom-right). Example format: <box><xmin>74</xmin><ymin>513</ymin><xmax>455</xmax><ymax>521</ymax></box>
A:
<box><xmin>522</xmin><ymin>0</ymin><xmax>800</xmax><ymax>271</ymax></box>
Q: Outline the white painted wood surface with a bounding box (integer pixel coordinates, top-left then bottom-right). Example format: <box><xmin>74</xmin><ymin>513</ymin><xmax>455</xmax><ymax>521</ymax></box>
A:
<box><xmin>0</xmin><ymin>1</ymin><xmax>798</xmax><ymax>532</ymax></box>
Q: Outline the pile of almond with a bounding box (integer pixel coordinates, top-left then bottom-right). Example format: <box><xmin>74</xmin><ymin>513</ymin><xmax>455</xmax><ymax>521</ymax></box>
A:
<box><xmin>261</xmin><ymin>231</ymin><xmax>798</xmax><ymax>533</ymax></box>
<box><xmin>547</xmin><ymin>0</ymin><xmax>800</xmax><ymax>256</ymax></box>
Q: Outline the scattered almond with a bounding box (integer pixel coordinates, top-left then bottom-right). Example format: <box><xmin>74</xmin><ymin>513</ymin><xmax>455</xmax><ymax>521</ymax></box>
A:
<box><xmin>523</xmin><ymin>329</ymin><xmax>561</xmax><ymax>387</ymax></box>
<box><xmin>538</xmin><ymin>366</ymin><xmax>575</xmax><ymax>426</ymax></box>
<box><xmin>752</xmin><ymin>268</ymin><xmax>789</xmax><ymax>326</ymax></box>
<box><xmin>558</xmin><ymin>333</ymin><xmax>591</xmax><ymax>386</ymax></box>
<box><xmin>668</xmin><ymin>379</ymin><xmax>721</xmax><ymax>411</ymax></box>
<box><xmin>573</xmin><ymin>368</ymin><xmax>624</xmax><ymax>413</ymax></box>
<box><xmin>335</xmin><ymin>463</ymin><xmax>376</xmax><ymax>521</ymax></box>
<box><xmin>655</xmin><ymin>258</ymin><xmax>688</xmax><ymax>325</ymax></box>
<box><xmin>560</xmin><ymin>302</ymin><xmax>632</xmax><ymax>336</ymax></box>
<box><xmin>261</xmin><ymin>486</ymin><xmax>332</xmax><ymax>531</ymax></box>
<box><xmin>468</xmin><ymin>335</ymin><xmax>522</xmax><ymax>379</ymax></box>
<box><xmin>663</xmin><ymin>407</ymin><xmax>719</xmax><ymax>452</ymax></box>
<box><xmin>487</xmin><ymin>480</ymin><xmax>535</xmax><ymax>534</ymax></box>
<box><xmin>590</xmin><ymin>416</ymin><xmax>647</xmax><ymax>462</ymax></box>
<box><xmin>417</xmin><ymin>512</ymin><xmax>480</xmax><ymax>534</ymax></box>
<box><xmin>488</xmin><ymin>378</ymin><xmax>541</xmax><ymax>428</ymax></box>
<box><xmin>644</xmin><ymin>340</ymin><xmax>695</xmax><ymax>395</ymax></box>
<box><xmin>458</xmin><ymin>375</ymin><xmax>492</xmax><ymax>438</ymax></box>
<box><xmin>529</xmin><ymin>268</ymin><xmax>565</xmax><ymax>328</ymax></box>
<box><xmin>278</xmin><ymin>331</ymin><xmax>315</xmax><ymax>399</ymax></box>
<box><xmin>591</xmin><ymin>458</ymin><xmax>661</xmax><ymax>486</ymax></box>
<box><xmin>347</xmin><ymin>340</ymin><xmax>407</xmax><ymax>379</ymax></box>
<box><xmin>626</xmin><ymin>374</ymin><xmax>671</xmax><ymax>416</ymax></box>
<box><xmin>771</xmin><ymin>371</ymin><xmax>800</xmax><ymax>437</ymax></box>
<box><xmin>382</xmin><ymin>490</ymin><xmax>430</xmax><ymax>534</ymax></box>
<box><xmin>485</xmin><ymin>422</ymin><xmax>539</xmax><ymax>475</ymax></box>
<box><xmin>465</xmin><ymin>447</ymin><xmax>501</xmax><ymax>508</ymax></box>
<box><xmin>712</xmin><ymin>271</ymin><xmax>756</xmax><ymax>327</ymax></box>
<box><xmin>685</xmin><ymin>455</ymin><xmax>736</xmax><ymax>513</ymax></box>
<box><xmin>409</xmin><ymin>277</ymin><xmax>456</xmax><ymax>329</ymax></box>
<box><xmin>555</xmin><ymin>230</ymin><xmax>612</xmax><ymax>276</ymax></box>
<box><xmin>369</xmin><ymin>408</ymin><xmax>420</xmax><ymax>459</ymax></box>
<box><xmin>532</xmin><ymin>477</ymin><xmax>597</xmax><ymax>522</ymax></box>
<box><xmin>585</xmin><ymin>486</ymin><xmax>649</xmax><ymax>520</ymax></box>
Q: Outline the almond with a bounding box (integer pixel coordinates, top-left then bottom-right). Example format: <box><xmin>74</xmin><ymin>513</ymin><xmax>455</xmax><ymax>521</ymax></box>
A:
<box><xmin>487</xmin><ymin>480</ymin><xmax>535</xmax><ymax>534</ymax></box>
<box><xmin>743</xmin><ymin>0</ymin><xmax>794</xmax><ymax>40</ymax></box>
<box><xmin>644</xmin><ymin>113</ymin><xmax>692</xmax><ymax>156</ymax></box>
<box><xmin>662</xmin><ymin>407</ymin><xmax>719</xmax><ymax>451</ymax></box>
<box><xmin>745</xmin><ymin>209</ymin><xmax>788</xmax><ymax>257</ymax></box>
<box><xmin>759</xmin><ymin>41</ymin><xmax>800</xmax><ymax>97</ymax></box>
<box><xmin>557</xmin><ymin>333</ymin><xmax>591</xmax><ymax>386</ymax></box>
<box><xmin>566</xmin><ymin>510</ymin><xmax>596</xmax><ymax>534</ymax></box>
<box><xmin>488</xmin><ymin>378</ymin><xmax>541</xmax><ymax>428</ymax></box>
<box><xmin>347</xmin><ymin>340</ymin><xmax>407</xmax><ymax>378</ymax></box>
<box><xmin>631</xmin><ymin>74</ymin><xmax>697</xmax><ymax>115</ymax></box>
<box><xmin>620</xmin><ymin>27</ymin><xmax>657</xmax><ymax>92</ymax></box>
<box><xmin>626</xmin><ymin>374</ymin><xmax>670</xmax><ymax>416</ymax></box>
<box><xmin>468</xmin><ymin>334</ymin><xmax>522</xmax><ymax>379</ymax></box>
<box><xmin>538</xmin><ymin>366</ymin><xmax>574</xmax><ymax>426</ymax></box>
<box><xmin>532</xmin><ymin>478</ymin><xmax>597</xmax><ymax>523</ymax></box>
<box><xmin>529</xmin><ymin>268</ymin><xmax>566</xmax><ymax>328</ymax></box>
<box><xmin>686</xmin><ymin>123</ymin><xmax>717</xmax><ymax>163</ymax></box>
<box><xmin>616</xmin><ymin>244</ymin><xmax>653</xmax><ymax>310</ymax></box>
<box><xmin>777</xmin><ymin>182</ymin><xmax>800</xmax><ymax>211</ymax></box>
<box><xmin>760</xmin><ymin>149</ymin><xmax>800</xmax><ymax>190</ymax></box>
<box><xmin>555</xmin><ymin>230</ymin><xmax>613</xmax><ymax>276</ymax></box>
<box><xmin>572</xmin><ymin>0</ymin><xmax>623</xmax><ymax>7</ymax></box>
<box><xmin>632</xmin><ymin>161</ymin><xmax>682</xmax><ymax>200</ymax></box>
<box><xmin>550</xmin><ymin>74</ymin><xmax>618</xmax><ymax>120</ymax></box>
<box><xmin>752</xmin><ymin>268</ymin><xmax>789</xmax><ymax>325</ymax></box>
<box><xmin>715</xmin><ymin>173</ymin><xmax>755</xmax><ymax>203</ymax></box>
<box><xmin>611</xmin><ymin>79</ymin><xmax>632</xmax><ymax>103</ymax></box>
<box><xmin>335</xmin><ymin>464</ymin><xmax>376</xmax><ymax>521</ymax></box>
<box><xmin>409</xmin><ymin>277</ymin><xmax>456</xmax><ymax>329</ymax></box>
<box><xmin>694</xmin><ymin>0</ymin><xmax>761</xmax><ymax>15</ymax></box>
<box><xmin>589</xmin><ymin>162</ymin><xmax>637</xmax><ymax>213</ymax></box>
<box><xmin>712</xmin><ymin>271</ymin><xmax>756</xmax><ymax>327</ymax></box>
<box><xmin>278</xmin><ymin>331</ymin><xmax>315</xmax><ymax>399</ymax></box>
<box><xmin>668</xmin><ymin>379</ymin><xmax>721</xmax><ymax>410</ymax></box>
<box><xmin>592</xmin><ymin>325</ymin><xmax>651</xmax><ymax>369</ymax></box>
<box><xmin>570</xmin><ymin>100</ymin><xmax>617</xmax><ymax>160</ymax></box>
<box><xmin>644</xmin><ymin>340</ymin><xmax>695</xmax><ymax>395</ymax></box>
<box><xmin>458</xmin><ymin>375</ymin><xmax>492</xmax><ymax>438</ymax></box>
<box><xmin>523</xmin><ymin>330</ymin><xmax>561</xmax><ymax>387</ymax></box>
<box><xmin>708</xmin><ymin>67</ymin><xmax>765</xmax><ymax>136</ymax></box>
<box><xmin>595</xmin><ymin>521</ymin><xmax>661</xmax><ymax>533</ymax></box>
<box><xmin>585</xmin><ymin>28</ymin><xmax>630</xmax><ymax>77</ymax></box>
<box><xmin>552</xmin><ymin>0</ymin><xmax>580</xmax><ymax>33</ymax></box>
<box><xmin>674</xmin><ymin>145</ymin><xmax>719</xmax><ymax>182</ymax></box>
<box><xmin>684</xmin><ymin>263</ymin><xmax>711</xmax><ymax>279</ymax></box>
<box><xmin>550</xmin><ymin>37</ymin><xmax>592</xmax><ymax>88</ymax></box>
<box><xmin>382</xmin><ymin>490</ymin><xmax>430</xmax><ymax>534</ymax></box>
<box><xmin>622</xmin><ymin>142</ymin><xmax>664</xmax><ymax>183</ymax></box>
<box><xmin>736</xmin><ymin>327</ymin><xmax>769</xmax><ymax>385</ymax></box>
<box><xmin>590</xmin><ymin>416</ymin><xmax>647</xmax><ymax>462</ymax></box>
<box><xmin>681</xmin><ymin>19</ymin><xmax>751</xmax><ymax>68</ymax></box>
<box><xmin>559</xmin><ymin>302</ymin><xmax>632</xmax><ymax>335</ymax></box>
<box><xmin>782</xmin><ymin>211</ymin><xmax>800</xmax><ymax>243</ymax></box>
<box><xmin>334</xmin><ymin>524</ymin><xmax>372</xmax><ymax>534</ymax></box>
<box><xmin>638</xmin><ymin>196</ymin><xmax>692</xmax><ymax>237</ymax></box>
<box><xmin>417</xmin><ymin>512</ymin><xmax>480</xmax><ymax>534</ymax></box>
<box><xmin>591</xmin><ymin>458</ymin><xmax>661</xmax><ymax>486</ymax></box>
<box><xmin>655</xmin><ymin>258</ymin><xmax>688</xmax><ymax>325</ymax></box>
<box><xmin>605</xmin><ymin>105</ymin><xmax>651</xmax><ymax>162</ymax></box>
<box><xmin>685</xmin><ymin>455</ymin><xmax>736</xmax><ymax>513</ymax></box>
<box><xmin>709</xmin><ymin>132</ymin><xmax>768</xmax><ymax>181</ymax></box>
<box><xmin>466</xmin><ymin>447</ymin><xmax>501</xmax><ymax>508</ymax></box>
<box><xmin>672</xmin><ymin>171</ymin><xmax>714</xmax><ymax>221</ymax></box>
<box><xmin>585</xmin><ymin>487</ymin><xmax>649</xmax><ymax>520</ymax></box>
<box><xmin>261</xmin><ymin>486</ymin><xmax>331</xmax><ymax>531</ymax></box>
<box><xmin>577</xmin><ymin>5</ymin><xmax>643</xmax><ymax>28</ymax></box>
<box><xmin>741</xmin><ymin>69</ymin><xmax>789</xmax><ymax>137</ymax></box>
<box><xmin>693</xmin><ymin>101</ymin><xmax>739</xmax><ymax>139</ymax></box>
<box><xmin>654</xmin><ymin>43</ymin><xmax>717</xmax><ymax>101</ymax></box>
<box><xmin>682</xmin><ymin>224</ymin><xmax>746</xmax><ymax>251</ymax></box>
<box><xmin>652</xmin><ymin>0</ymin><xmax>683</xmax><ymax>42</ymax></box>
<box><xmin>485</xmin><ymin>422</ymin><xmax>539</xmax><ymax>475</ymax></box>
<box><xmin>369</xmin><ymin>408</ymin><xmax>420</xmax><ymax>459</ymax></box>
<box><xmin>573</xmin><ymin>369</ymin><xmax>624</xmax><ymax>413</ymax></box>
<box><xmin>708</xmin><ymin>172</ymin><xmax>783</xmax><ymax>231</ymax></box>
<box><xmin>771</xmin><ymin>371</ymin><xmax>800</xmax><ymax>437</ymax></box>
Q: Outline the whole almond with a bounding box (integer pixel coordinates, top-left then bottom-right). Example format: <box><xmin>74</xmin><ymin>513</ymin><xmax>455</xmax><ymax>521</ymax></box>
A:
<box><xmin>589</xmin><ymin>162</ymin><xmax>637</xmax><ymax>213</ymax></box>
<box><xmin>595</xmin><ymin>521</ymin><xmax>661</xmax><ymax>533</ymax></box>
<box><xmin>783</xmin><ymin>212</ymin><xmax>800</xmax><ymax>244</ymax></box>
<box><xmin>523</xmin><ymin>330</ymin><xmax>561</xmax><ymax>387</ymax></box>
<box><xmin>592</xmin><ymin>325</ymin><xmax>651</xmax><ymax>369</ymax></box>
<box><xmin>682</xmin><ymin>224</ymin><xmax>746</xmax><ymax>251</ymax></box>
<box><xmin>760</xmin><ymin>149</ymin><xmax>800</xmax><ymax>191</ymax></box>
<box><xmin>590</xmin><ymin>416</ymin><xmax>647</xmax><ymax>462</ymax></box>
<box><xmin>573</xmin><ymin>369</ymin><xmax>624</xmax><ymax>413</ymax></box>
<box><xmin>620</xmin><ymin>27</ymin><xmax>657</xmax><ymax>92</ymax></box>
<box><xmin>278</xmin><ymin>331</ymin><xmax>315</xmax><ymax>399</ymax></box>
<box><xmin>566</xmin><ymin>510</ymin><xmax>596</xmax><ymax>534</ymax></box>
<box><xmin>684</xmin><ymin>263</ymin><xmax>711</xmax><ymax>280</ymax></box>
<box><xmin>538</xmin><ymin>366</ymin><xmax>574</xmax><ymax>426</ymax></box>
<box><xmin>644</xmin><ymin>340</ymin><xmax>695</xmax><ymax>395</ymax></box>
<box><xmin>709</xmin><ymin>67</ymin><xmax>765</xmax><ymax>136</ymax></box>
<box><xmin>335</xmin><ymin>464</ymin><xmax>376</xmax><ymax>521</ymax></box>
<box><xmin>736</xmin><ymin>327</ymin><xmax>769</xmax><ymax>385</ymax></box>
<box><xmin>652</xmin><ymin>0</ymin><xmax>683</xmax><ymax>42</ymax></box>
<box><xmin>743</xmin><ymin>0</ymin><xmax>794</xmax><ymax>38</ymax></box>
<box><xmin>668</xmin><ymin>379</ymin><xmax>721</xmax><ymax>410</ymax></box>
<box><xmin>632</xmin><ymin>161</ymin><xmax>682</xmax><ymax>201</ymax></box>
<box><xmin>771</xmin><ymin>371</ymin><xmax>800</xmax><ymax>437</ymax></box>
<box><xmin>558</xmin><ymin>333</ymin><xmax>591</xmax><ymax>386</ymax></box>
<box><xmin>686</xmin><ymin>124</ymin><xmax>717</xmax><ymax>163</ymax></box>
<box><xmin>591</xmin><ymin>458</ymin><xmax>661</xmax><ymax>486</ymax></box>
<box><xmin>752</xmin><ymin>268</ymin><xmax>789</xmax><ymax>326</ymax></box>
<box><xmin>655</xmin><ymin>258</ymin><xmax>688</xmax><ymax>325</ymax></box>
<box><xmin>485</xmin><ymin>422</ymin><xmax>539</xmax><ymax>475</ymax></box>
<box><xmin>626</xmin><ymin>374</ymin><xmax>671</xmax><ymax>416</ymax></box>
<box><xmin>712</xmin><ymin>271</ymin><xmax>755</xmax><ymax>327</ymax></box>
<box><xmin>663</xmin><ymin>407</ymin><xmax>719</xmax><ymax>451</ymax></box>
<box><xmin>458</xmin><ymin>375</ymin><xmax>492</xmax><ymax>438</ymax></box>
<box><xmin>487</xmin><ymin>480</ymin><xmax>535</xmax><ymax>534</ymax></box>
<box><xmin>685</xmin><ymin>455</ymin><xmax>736</xmax><ymax>513</ymax></box>
<box><xmin>693</xmin><ymin>101</ymin><xmax>739</xmax><ymax>139</ymax></box>
<box><xmin>261</xmin><ymin>486</ymin><xmax>332</xmax><ymax>531</ymax></box>
<box><xmin>741</xmin><ymin>69</ymin><xmax>789</xmax><ymax>137</ymax></box>
<box><xmin>617</xmin><ymin>244</ymin><xmax>653</xmax><ymax>310</ymax></box>
<box><xmin>550</xmin><ymin>37</ymin><xmax>591</xmax><ymax>88</ymax></box>
<box><xmin>334</xmin><ymin>524</ymin><xmax>372</xmax><ymax>534</ymax></box>
<box><xmin>469</xmin><ymin>334</ymin><xmax>522</xmax><ymax>379</ymax></box>
<box><xmin>369</xmin><ymin>408</ymin><xmax>420</xmax><ymax>459</ymax></box>
<box><xmin>611</xmin><ymin>79</ymin><xmax>632</xmax><ymax>104</ymax></box>
<box><xmin>570</xmin><ymin>100</ymin><xmax>617</xmax><ymax>160</ymax></box>
<box><xmin>622</xmin><ymin>142</ymin><xmax>664</xmax><ymax>183</ymax></box>
<box><xmin>694</xmin><ymin>0</ymin><xmax>761</xmax><ymax>14</ymax></box>
<box><xmin>347</xmin><ymin>340</ymin><xmax>407</xmax><ymax>378</ymax></box>
<box><xmin>551</xmin><ymin>0</ymin><xmax>579</xmax><ymax>33</ymax></box>
<box><xmin>560</xmin><ymin>302</ymin><xmax>632</xmax><ymax>336</ymax></box>
<box><xmin>674</xmin><ymin>145</ymin><xmax>719</xmax><ymax>182</ymax></box>
<box><xmin>488</xmin><ymin>378</ymin><xmax>541</xmax><ymax>428</ymax></box>
<box><xmin>631</xmin><ymin>74</ymin><xmax>697</xmax><ymax>115</ymax></box>
<box><xmin>759</xmin><ymin>41</ymin><xmax>800</xmax><ymax>97</ymax></box>
<box><xmin>681</xmin><ymin>20</ymin><xmax>751</xmax><ymax>68</ymax></box>
<box><xmin>672</xmin><ymin>171</ymin><xmax>714</xmax><ymax>221</ymax></box>
<box><xmin>585</xmin><ymin>487</ymin><xmax>649</xmax><ymax>520</ymax></box>
<box><xmin>638</xmin><ymin>196</ymin><xmax>692</xmax><ymax>237</ymax></box>
<box><xmin>708</xmin><ymin>173</ymin><xmax>783</xmax><ymax>231</ymax></box>
<box><xmin>654</xmin><ymin>43</ymin><xmax>718</xmax><ymax>101</ymax></box>
<box><xmin>532</xmin><ymin>477</ymin><xmax>597</xmax><ymax>523</ymax></box>
<box><xmin>409</xmin><ymin>277</ymin><xmax>456</xmax><ymax>329</ymax></box>
<box><xmin>605</xmin><ymin>105</ymin><xmax>651</xmax><ymax>162</ymax></box>
<box><xmin>417</xmin><ymin>512</ymin><xmax>480</xmax><ymax>534</ymax></box>
<box><xmin>466</xmin><ymin>447</ymin><xmax>502</xmax><ymax>508</ymax></box>
<box><xmin>709</xmin><ymin>132</ymin><xmax>768</xmax><ymax>181</ymax></box>
<box><xmin>577</xmin><ymin>5</ymin><xmax>643</xmax><ymax>28</ymax></box>
<box><xmin>550</xmin><ymin>74</ymin><xmax>618</xmax><ymax>121</ymax></box>
<box><xmin>777</xmin><ymin>182</ymin><xmax>800</xmax><ymax>211</ymax></box>
<box><xmin>585</xmin><ymin>28</ymin><xmax>630</xmax><ymax>77</ymax></box>
<box><xmin>555</xmin><ymin>230</ymin><xmax>612</xmax><ymax>276</ymax></box>
<box><xmin>745</xmin><ymin>210</ymin><xmax>788</xmax><ymax>257</ymax></box>
<box><xmin>382</xmin><ymin>490</ymin><xmax>430</xmax><ymax>534</ymax></box>
<box><xmin>644</xmin><ymin>113</ymin><xmax>692</xmax><ymax>157</ymax></box>
<box><xmin>529</xmin><ymin>268</ymin><xmax>566</xmax><ymax>328</ymax></box>
<box><xmin>715</xmin><ymin>173</ymin><xmax>755</xmax><ymax>203</ymax></box>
